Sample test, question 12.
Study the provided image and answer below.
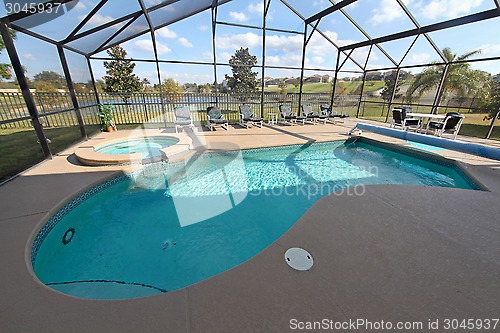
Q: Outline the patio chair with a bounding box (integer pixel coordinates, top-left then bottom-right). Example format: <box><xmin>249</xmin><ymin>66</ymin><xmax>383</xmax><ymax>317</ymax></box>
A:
<box><xmin>239</xmin><ymin>104</ymin><xmax>263</xmax><ymax>128</ymax></box>
<box><xmin>320</xmin><ymin>105</ymin><xmax>349</xmax><ymax>123</ymax></box>
<box><xmin>206</xmin><ymin>106</ymin><xmax>228</xmax><ymax>131</ymax></box>
<box><xmin>301</xmin><ymin>104</ymin><xmax>326</xmax><ymax>125</ymax></box>
<box><xmin>426</xmin><ymin>112</ymin><xmax>464</xmax><ymax>139</ymax></box>
<box><xmin>279</xmin><ymin>104</ymin><xmax>306</xmax><ymax>125</ymax></box>
<box><xmin>173</xmin><ymin>106</ymin><xmax>195</xmax><ymax>133</ymax></box>
<box><xmin>390</xmin><ymin>108</ymin><xmax>420</xmax><ymax>131</ymax></box>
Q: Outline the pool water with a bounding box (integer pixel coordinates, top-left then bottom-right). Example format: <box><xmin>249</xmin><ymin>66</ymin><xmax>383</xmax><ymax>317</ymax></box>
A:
<box><xmin>95</xmin><ymin>137</ymin><xmax>179</xmax><ymax>158</ymax></box>
<box><xmin>407</xmin><ymin>140</ymin><xmax>445</xmax><ymax>151</ymax></box>
<box><xmin>33</xmin><ymin>140</ymin><xmax>478</xmax><ymax>299</ymax></box>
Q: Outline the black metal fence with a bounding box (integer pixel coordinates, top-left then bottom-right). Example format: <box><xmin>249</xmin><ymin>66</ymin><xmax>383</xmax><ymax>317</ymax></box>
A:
<box><xmin>1</xmin><ymin>92</ymin><xmax>357</xmax><ymax>129</ymax></box>
<box><xmin>1</xmin><ymin>91</ymin><xmax>496</xmax><ymax>139</ymax></box>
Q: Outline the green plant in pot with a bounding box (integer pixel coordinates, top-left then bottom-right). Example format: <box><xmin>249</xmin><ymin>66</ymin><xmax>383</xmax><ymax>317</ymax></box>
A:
<box><xmin>97</xmin><ymin>103</ymin><xmax>116</xmax><ymax>132</ymax></box>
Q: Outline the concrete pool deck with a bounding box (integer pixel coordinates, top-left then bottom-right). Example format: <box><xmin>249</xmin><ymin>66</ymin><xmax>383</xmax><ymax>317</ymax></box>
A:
<box><xmin>1</xmin><ymin>120</ymin><xmax>500</xmax><ymax>332</ymax></box>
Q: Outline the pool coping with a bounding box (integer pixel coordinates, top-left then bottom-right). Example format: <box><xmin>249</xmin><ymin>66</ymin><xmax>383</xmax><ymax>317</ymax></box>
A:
<box><xmin>74</xmin><ymin>132</ymin><xmax>192</xmax><ymax>166</ymax></box>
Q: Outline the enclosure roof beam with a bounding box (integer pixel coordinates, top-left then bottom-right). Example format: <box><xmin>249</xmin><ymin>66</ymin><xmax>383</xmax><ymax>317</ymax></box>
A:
<box><xmin>331</xmin><ymin>1</ymin><xmax>398</xmax><ymax>67</ymax></box>
<box><xmin>305</xmin><ymin>0</ymin><xmax>357</xmax><ymax>24</ymax></box>
<box><xmin>339</xmin><ymin>8</ymin><xmax>500</xmax><ymax>51</ymax></box>
<box><xmin>90</xmin><ymin>0</ymin><xmax>232</xmax><ymax>55</ymax></box>
<box><xmin>65</xmin><ymin>0</ymin><xmax>109</xmax><ymax>43</ymax></box>
<box><xmin>280</xmin><ymin>0</ymin><xmax>363</xmax><ymax>70</ymax></box>
<box><xmin>215</xmin><ymin>21</ymin><xmax>303</xmax><ymax>34</ymax></box>
<box><xmin>6</xmin><ymin>21</ymin><xmax>89</xmax><ymax>56</ymax></box>
<box><xmin>94</xmin><ymin>15</ymin><xmax>140</xmax><ymax>54</ymax></box>
<box><xmin>395</xmin><ymin>0</ymin><xmax>446</xmax><ymax>63</ymax></box>
<box><xmin>63</xmin><ymin>0</ymin><xmax>183</xmax><ymax>45</ymax></box>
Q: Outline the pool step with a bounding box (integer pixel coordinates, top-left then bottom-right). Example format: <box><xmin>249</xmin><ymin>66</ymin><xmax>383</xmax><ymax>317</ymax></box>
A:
<box><xmin>160</xmin><ymin>144</ymin><xmax>191</xmax><ymax>161</ymax></box>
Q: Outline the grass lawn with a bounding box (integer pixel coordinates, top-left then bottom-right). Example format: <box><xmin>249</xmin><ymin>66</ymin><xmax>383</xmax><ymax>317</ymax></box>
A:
<box><xmin>264</xmin><ymin>81</ymin><xmax>384</xmax><ymax>94</ymax></box>
<box><xmin>0</xmin><ymin>126</ymin><xmax>100</xmax><ymax>182</ymax></box>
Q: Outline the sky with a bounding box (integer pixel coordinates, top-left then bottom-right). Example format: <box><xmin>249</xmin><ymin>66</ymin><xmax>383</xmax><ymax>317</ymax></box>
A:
<box><xmin>1</xmin><ymin>0</ymin><xmax>500</xmax><ymax>85</ymax></box>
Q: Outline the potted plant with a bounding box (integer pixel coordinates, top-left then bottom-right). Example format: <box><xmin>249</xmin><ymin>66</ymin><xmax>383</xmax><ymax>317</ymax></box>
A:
<box><xmin>97</xmin><ymin>103</ymin><xmax>117</xmax><ymax>132</ymax></box>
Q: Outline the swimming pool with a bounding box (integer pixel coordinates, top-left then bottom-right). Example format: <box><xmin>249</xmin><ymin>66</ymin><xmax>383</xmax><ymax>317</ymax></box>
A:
<box><xmin>32</xmin><ymin>139</ymin><xmax>479</xmax><ymax>299</ymax></box>
<box><xmin>94</xmin><ymin>137</ymin><xmax>179</xmax><ymax>158</ymax></box>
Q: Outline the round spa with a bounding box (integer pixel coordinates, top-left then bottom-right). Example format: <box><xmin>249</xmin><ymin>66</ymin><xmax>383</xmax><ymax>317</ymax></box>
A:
<box><xmin>74</xmin><ymin>135</ymin><xmax>186</xmax><ymax>166</ymax></box>
<box><xmin>95</xmin><ymin>137</ymin><xmax>179</xmax><ymax>158</ymax></box>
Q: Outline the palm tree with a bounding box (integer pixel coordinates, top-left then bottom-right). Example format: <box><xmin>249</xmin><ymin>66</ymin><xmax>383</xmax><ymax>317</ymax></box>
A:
<box><xmin>406</xmin><ymin>47</ymin><xmax>488</xmax><ymax>113</ymax></box>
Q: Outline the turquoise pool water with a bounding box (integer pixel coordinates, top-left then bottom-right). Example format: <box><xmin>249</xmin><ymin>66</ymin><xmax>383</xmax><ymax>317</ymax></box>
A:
<box><xmin>407</xmin><ymin>140</ymin><xmax>445</xmax><ymax>151</ymax></box>
<box><xmin>95</xmin><ymin>137</ymin><xmax>179</xmax><ymax>158</ymax></box>
<box><xmin>32</xmin><ymin>140</ymin><xmax>478</xmax><ymax>299</ymax></box>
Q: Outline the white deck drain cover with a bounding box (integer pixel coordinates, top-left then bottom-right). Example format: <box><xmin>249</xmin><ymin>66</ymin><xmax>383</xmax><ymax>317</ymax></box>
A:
<box><xmin>285</xmin><ymin>248</ymin><xmax>314</xmax><ymax>271</ymax></box>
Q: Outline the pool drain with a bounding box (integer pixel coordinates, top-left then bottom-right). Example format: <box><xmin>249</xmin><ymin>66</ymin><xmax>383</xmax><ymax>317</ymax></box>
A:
<box><xmin>284</xmin><ymin>248</ymin><xmax>313</xmax><ymax>271</ymax></box>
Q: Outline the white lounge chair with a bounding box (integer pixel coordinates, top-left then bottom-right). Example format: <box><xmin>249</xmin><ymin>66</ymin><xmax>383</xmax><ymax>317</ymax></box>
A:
<box><xmin>239</xmin><ymin>104</ymin><xmax>263</xmax><ymax>128</ymax></box>
<box><xmin>206</xmin><ymin>106</ymin><xmax>228</xmax><ymax>131</ymax></box>
<box><xmin>173</xmin><ymin>106</ymin><xmax>194</xmax><ymax>133</ymax></box>
<box><xmin>279</xmin><ymin>104</ymin><xmax>306</xmax><ymax>125</ymax></box>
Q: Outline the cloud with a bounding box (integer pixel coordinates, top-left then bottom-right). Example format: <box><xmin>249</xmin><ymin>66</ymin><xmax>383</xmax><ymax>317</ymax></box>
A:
<box><xmin>313</xmin><ymin>0</ymin><xmax>328</xmax><ymax>8</ymax></box>
<box><xmin>133</xmin><ymin>39</ymin><xmax>171</xmax><ymax>55</ymax></box>
<box><xmin>371</xmin><ymin>0</ymin><xmax>408</xmax><ymax>25</ymax></box>
<box><xmin>216</xmin><ymin>32</ymin><xmax>261</xmax><ymax>49</ymax></box>
<box><xmin>177</xmin><ymin>37</ymin><xmax>193</xmax><ymax>48</ymax></box>
<box><xmin>418</xmin><ymin>0</ymin><xmax>484</xmax><ymax>20</ymax></box>
<box><xmin>215</xmin><ymin>30</ymin><xmax>364</xmax><ymax>69</ymax></box>
<box><xmin>409</xmin><ymin>53</ymin><xmax>431</xmax><ymax>63</ymax></box>
<box><xmin>79</xmin><ymin>13</ymin><xmax>114</xmax><ymax>27</ymax></box>
<box><xmin>312</xmin><ymin>56</ymin><xmax>324</xmax><ymax>64</ymax></box>
<box><xmin>218</xmin><ymin>52</ymin><xmax>233</xmax><ymax>63</ymax></box>
<box><xmin>229</xmin><ymin>11</ymin><xmax>248</xmax><ymax>22</ymax></box>
<box><xmin>266</xmin><ymin>34</ymin><xmax>303</xmax><ymax>52</ymax></box>
<box><xmin>74</xmin><ymin>1</ymin><xmax>87</xmax><ymax>10</ymax></box>
<box><xmin>144</xmin><ymin>0</ymin><xmax>164</xmax><ymax>5</ymax></box>
<box><xmin>198</xmin><ymin>25</ymin><xmax>209</xmax><ymax>32</ymax></box>
<box><xmin>22</xmin><ymin>53</ymin><xmax>37</xmax><ymax>61</ymax></box>
<box><xmin>248</xmin><ymin>2</ymin><xmax>264</xmax><ymax>14</ymax></box>
<box><xmin>202</xmin><ymin>51</ymin><xmax>213</xmax><ymax>60</ymax></box>
<box><xmin>159</xmin><ymin>71</ymin><xmax>212</xmax><ymax>84</ymax></box>
<box><xmin>477</xmin><ymin>44</ymin><xmax>500</xmax><ymax>55</ymax></box>
<box><xmin>156</xmin><ymin>27</ymin><xmax>177</xmax><ymax>39</ymax></box>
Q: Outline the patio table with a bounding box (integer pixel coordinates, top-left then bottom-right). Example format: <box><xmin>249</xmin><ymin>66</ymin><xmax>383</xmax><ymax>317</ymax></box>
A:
<box><xmin>406</xmin><ymin>112</ymin><xmax>446</xmax><ymax>133</ymax></box>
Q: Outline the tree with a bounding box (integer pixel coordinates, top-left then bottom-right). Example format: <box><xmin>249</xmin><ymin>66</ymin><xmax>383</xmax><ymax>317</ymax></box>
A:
<box><xmin>31</xmin><ymin>80</ymin><xmax>58</xmax><ymax>92</ymax></box>
<box><xmin>381</xmin><ymin>70</ymin><xmax>409</xmax><ymax>102</ymax></box>
<box><xmin>406</xmin><ymin>47</ymin><xmax>488</xmax><ymax>113</ymax></box>
<box><xmin>278</xmin><ymin>81</ymin><xmax>288</xmax><ymax>95</ymax></box>
<box><xmin>161</xmin><ymin>78</ymin><xmax>183</xmax><ymax>102</ymax></box>
<box><xmin>479</xmin><ymin>80</ymin><xmax>500</xmax><ymax>120</ymax></box>
<box><xmin>142</xmin><ymin>78</ymin><xmax>153</xmax><ymax>92</ymax></box>
<box><xmin>103</xmin><ymin>45</ymin><xmax>142</xmax><ymax>102</ymax></box>
<box><xmin>0</xmin><ymin>29</ymin><xmax>16</xmax><ymax>80</ymax></box>
<box><xmin>33</xmin><ymin>71</ymin><xmax>66</xmax><ymax>89</ymax></box>
<box><xmin>198</xmin><ymin>83</ymin><xmax>212</xmax><ymax>93</ymax></box>
<box><xmin>224</xmin><ymin>47</ymin><xmax>259</xmax><ymax>98</ymax></box>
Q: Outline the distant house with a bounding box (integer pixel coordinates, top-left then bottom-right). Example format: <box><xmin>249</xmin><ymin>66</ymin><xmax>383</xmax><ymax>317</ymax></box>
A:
<box><xmin>493</xmin><ymin>74</ymin><xmax>500</xmax><ymax>82</ymax></box>
<box><xmin>322</xmin><ymin>75</ymin><xmax>333</xmax><ymax>83</ymax></box>
<box><xmin>283</xmin><ymin>77</ymin><xmax>298</xmax><ymax>85</ymax></box>
<box><xmin>365</xmin><ymin>71</ymin><xmax>383</xmax><ymax>81</ymax></box>
<box><xmin>264</xmin><ymin>78</ymin><xmax>281</xmax><ymax>86</ymax></box>
<box><xmin>304</xmin><ymin>74</ymin><xmax>322</xmax><ymax>83</ymax></box>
